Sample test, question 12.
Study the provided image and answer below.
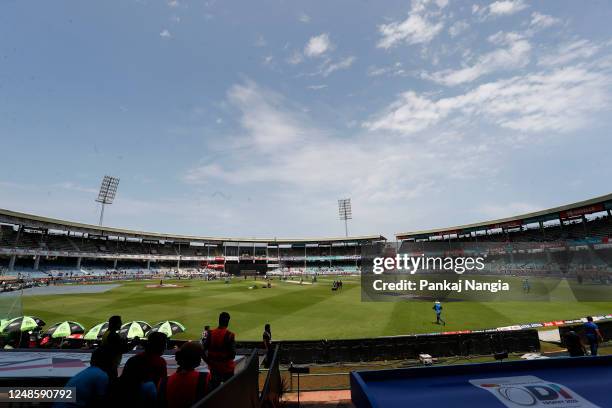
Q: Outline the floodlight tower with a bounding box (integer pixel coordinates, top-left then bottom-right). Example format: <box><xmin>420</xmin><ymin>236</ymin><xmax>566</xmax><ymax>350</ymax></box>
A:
<box><xmin>95</xmin><ymin>175</ymin><xmax>120</xmax><ymax>226</ymax></box>
<box><xmin>338</xmin><ymin>198</ymin><xmax>352</xmax><ymax>237</ymax></box>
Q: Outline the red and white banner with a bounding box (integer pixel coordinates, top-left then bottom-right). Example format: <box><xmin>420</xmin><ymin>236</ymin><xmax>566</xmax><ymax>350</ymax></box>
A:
<box><xmin>559</xmin><ymin>204</ymin><xmax>604</xmax><ymax>219</ymax></box>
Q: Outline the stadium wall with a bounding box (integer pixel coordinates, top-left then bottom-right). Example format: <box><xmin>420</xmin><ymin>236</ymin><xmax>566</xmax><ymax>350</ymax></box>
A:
<box><xmin>235</xmin><ymin>329</ymin><xmax>540</xmax><ymax>364</ymax></box>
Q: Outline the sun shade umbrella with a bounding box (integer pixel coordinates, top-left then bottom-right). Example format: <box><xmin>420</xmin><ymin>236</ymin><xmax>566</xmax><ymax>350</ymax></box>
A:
<box><xmin>149</xmin><ymin>321</ymin><xmax>186</xmax><ymax>338</ymax></box>
<box><xmin>1</xmin><ymin>316</ymin><xmax>45</xmax><ymax>333</ymax></box>
<box><xmin>119</xmin><ymin>321</ymin><xmax>151</xmax><ymax>339</ymax></box>
<box><xmin>84</xmin><ymin>322</ymin><xmax>109</xmax><ymax>341</ymax></box>
<box><xmin>44</xmin><ymin>321</ymin><xmax>85</xmax><ymax>339</ymax></box>
<box><xmin>0</xmin><ymin>319</ymin><xmax>9</xmax><ymax>332</ymax></box>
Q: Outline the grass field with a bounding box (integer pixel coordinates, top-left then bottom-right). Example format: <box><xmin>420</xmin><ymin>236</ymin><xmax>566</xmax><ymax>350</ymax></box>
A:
<box><xmin>19</xmin><ymin>277</ymin><xmax>612</xmax><ymax>341</ymax></box>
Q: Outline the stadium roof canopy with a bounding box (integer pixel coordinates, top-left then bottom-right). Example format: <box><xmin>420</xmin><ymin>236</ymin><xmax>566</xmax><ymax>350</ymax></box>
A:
<box><xmin>0</xmin><ymin>208</ymin><xmax>385</xmax><ymax>245</ymax></box>
<box><xmin>396</xmin><ymin>193</ymin><xmax>612</xmax><ymax>241</ymax></box>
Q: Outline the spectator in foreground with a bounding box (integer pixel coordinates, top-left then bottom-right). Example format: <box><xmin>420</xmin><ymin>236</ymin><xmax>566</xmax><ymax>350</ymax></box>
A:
<box><xmin>54</xmin><ymin>348</ymin><xmax>111</xmax><ymax>408</ymax></box>
<box><xmin>131</xmin><ymin>336</ymin><xmax>145</xmax><ymax>352</ymax></box>
<box><xmin>201</xmin><ymin>325</ymin><xmax>210</xmax><ymax>347</ymax></box>
<box><xmin>121</xmin><ymin>331</ymin><xmax>168</xmax><ymax>389</ymax></box>
<box><xmin>160</xmin><ymin>342</ymin><xmax>210</xmax><ymax>408</ymax></box>
<box><xmin>262</xmin><ymin>323</ymin><xmax>273</xmax><ymax>368</ymax></box>
<box><xmin>563</xmin><ymin>330</ymin><xmax>586</xmax><ymax>357</ymax></box>
<box><xmin>100</xmin><ymin>315</ymin><xmax>127</xmax><ymax>379</ymax></box>
<box><xmin>113</xmin><ymin>354</ymin><xmax>157</xmax><ymax>407</ymax></box>
<box><xmin>204</xmin><ymin>312</ymin><xmax>236</xmax><ymax>389</ymax></box>
<box><xmin>584</xmin><ymin>316</ymin><xmax>604</xmax><ymax>356</ymax></box>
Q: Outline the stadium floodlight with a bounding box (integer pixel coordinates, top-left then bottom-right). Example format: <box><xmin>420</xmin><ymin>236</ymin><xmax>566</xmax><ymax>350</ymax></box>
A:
<box><xmin>338</xmin><ymin>198</ymin><xmax>352</xmax><ymax>237</ymax></box>
<box><xmin>95</xmin><ymin>175</ymin><xmax>120</xmax><ymax>226</ymax></box>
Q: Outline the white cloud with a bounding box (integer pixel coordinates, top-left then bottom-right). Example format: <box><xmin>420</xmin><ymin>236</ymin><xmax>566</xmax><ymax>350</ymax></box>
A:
<box><xmin>183</xmin><ymin>80</ymin><xmax>498</xmax><ymax>236</ymax></box>
<box><xmin>160</xmin><ymin>29</ymin><xmax>172</xmax><ymax>38</ymax></box>
<box><xmin>377</xmin><ymin>0</ymin><xmax>445</xmax><ymax>49</ymax></box>
<box><xmin>448</xmin><ymin>20</ymin><xmax>469</xmax><ymax>38</ymax></box>
<box><xmin>364</xmin><ymin>91</ymin><xmax>445</xmax><ymax>134</ymax></box>
<box><xmin>298</xmin><ymin>12</ymin><xmax>310</xmax><ymax>23</ymax></box>
<box><xmin>538</xmin><ymin>39</ymin><xmax>600</xmax><ymax>67</ymax></box>
<box><xmin>474</xmin><ymin>0</ymin><xmax>527</xmax><ymax>20</ymax></box>
<box><xmin>368</xmin><ymin>67</ymin><xmax>388</xmax><ymax>77</ymax></box>
<box><xmin>365</xmin><ymin>66</ymin><xmax>611</xmax><ymax>134</ymax></box>
<box><xmin>304</xmin><ymin>33</ymin><xmax>332</xmax><ymax>57</ymax></box>
<box><xmin>368</xmin><ymin>62</ymin><xmax>406</xmax><ymax>77</ymax></box>
<box><xmin>529</xmin><ymin>12</ymin><xmax>561</xmax><ymax>30</ymax></box>
<box><xmin>489</xmin><ymin>0</ymin><xmax>527</xmax><ymax>16</ymax></box>
<box><xmin>424</xmin><ymin>32</ymin><xmax>530</xmax><ymax>85</ymax></box>
<box><xmin>287</xmin><ymin>51</ymin><xmax>304</xmax><ymax>65</ymax></box>
<box><xmin>318</xmin><ymin>56</ymin><xmax>356</xmax><ymax>77</ymax></box>
<box><xmin>307</xmin><ymin>84</ymin><xmax>328</xmax><ymax>90</ymax></box>
<box><xmin>487</xmin><ymin>0</ymin><xmax>527</xmax><ymax>17</ymax></box>
<box><xmin>223</xmin><ymin>81</ymin><xmax>313</xmax><ymax>151</ymax></box>
<box><xmin>167</xmin><ymin>0</ymin><xmax>179</xmax><ymax>7</ymax></box>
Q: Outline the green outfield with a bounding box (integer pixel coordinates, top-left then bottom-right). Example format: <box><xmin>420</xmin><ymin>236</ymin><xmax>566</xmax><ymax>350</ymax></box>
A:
<box><xmin>20</xmin><ymin>277</ymin><xmax>612</xmax><ymax>341</ymax></box>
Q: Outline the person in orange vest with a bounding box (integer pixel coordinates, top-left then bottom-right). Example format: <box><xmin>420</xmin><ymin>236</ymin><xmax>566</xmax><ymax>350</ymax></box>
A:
<box><xmin>203</xmin><ymin>312</ymin><xmax>236</xmax><ymax>389</ymax></box>
<box><xmin>160</xmin><ymin>342</ymin><xmax>210</xmax><ymax>408</ymax></box>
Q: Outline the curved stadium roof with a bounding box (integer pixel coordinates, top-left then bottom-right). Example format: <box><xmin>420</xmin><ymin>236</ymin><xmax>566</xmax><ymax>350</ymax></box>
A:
<box><xmin>396</xmin><ymin>193</ymin><xmax>612</xmax><ymax>240</ymax></box>
<box><xmin>0</xmin><ymin>208</ymin><xmax>385</xmax><ymax>245</ymax></box>
<box><xmin>3</xmin><ymin>193</ymin><xmax>610</xmax><ymax>244</ymax></box>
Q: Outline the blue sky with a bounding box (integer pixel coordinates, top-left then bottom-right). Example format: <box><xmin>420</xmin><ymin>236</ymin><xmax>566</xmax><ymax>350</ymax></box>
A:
<box><xmin>1</xmin><ymin>0</ymin><xmax>611</xmax><ymax>239</ymax></box>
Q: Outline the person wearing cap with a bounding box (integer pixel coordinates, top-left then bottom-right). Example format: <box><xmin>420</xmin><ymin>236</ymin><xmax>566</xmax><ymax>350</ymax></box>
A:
<box><xmin>433</xmin><ymin>301</ymin><xmax>445</xmax><ymax>325</ymax></box>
